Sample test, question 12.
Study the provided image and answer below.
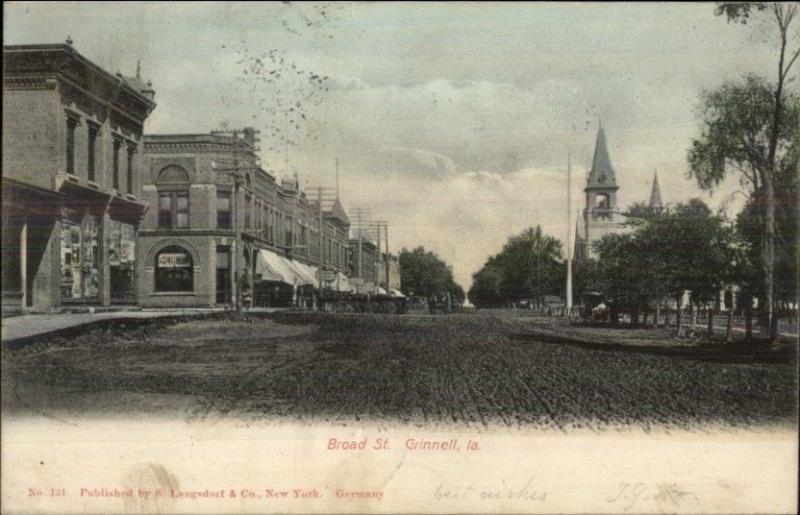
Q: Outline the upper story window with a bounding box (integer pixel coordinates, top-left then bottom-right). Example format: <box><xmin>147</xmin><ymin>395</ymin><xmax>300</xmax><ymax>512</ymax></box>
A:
<box><xmin>156</xmin><ymin>165</ymin><xmax>191</xmax><ymax>229</ymax></box>
<box><xmin>285</xmin><ymin>216</ymin><xmax>293</xmax><ymax>247</ymax></box>
<box><xmin>87</xmin><ymin>124</ymin><xmax>99</xmax><ymax>182</ymax></box>
<box><xmin>112</xmin><ymin>138</ymin><xmax>122</xmax><ymax>190</ymax></box>
<box><xmin>66</xmin><ymin>117</ymin><xmax>79</xmax><ymax>175</ymax></box>
<box><xmin>126</xmin><ymin>145</ymin><xmax>136</xmax><ymax>195</ymax></box>
<box><xmin>217</xmin><ymin>190</ymin><xmax>232</xmax><ymax>230</ymax></box>
<box><xmin>244</xmin><ymin>193</ymin><xmax>252</xmax><ymax>230</ymax></box>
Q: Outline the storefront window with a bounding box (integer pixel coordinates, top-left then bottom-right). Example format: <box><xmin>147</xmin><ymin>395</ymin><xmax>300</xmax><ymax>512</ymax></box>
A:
<box><xmin>155</xmin><ymin>245</ymin><xmax>193</xmax><ymax>292</ymax></box>
<box><xmin>60</xmin><ymin>213</ymin><xmax>99</xmax><ymax>301</ymax></box>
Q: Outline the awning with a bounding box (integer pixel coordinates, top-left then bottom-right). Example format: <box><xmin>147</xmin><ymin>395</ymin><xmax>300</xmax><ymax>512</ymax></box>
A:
<box><xmin>377</xmin><ymin>287</ymin><xmax>388</xmax><ymax>295</ymax></box>
<box><xmin>285</xmin><ymin>259</ymin><xmax>317</xmax><ymax>286</ymax></box>
<box><xmin>336</xmin><ymin>272</ymin><xmax>354</xmax><ymax>293</ymax></box>
<box><xmin>297</xmin><ymin>262</ymin><xmax>318</xmax><ymax>286</ymax></box>
<box><xmin>390</xmin><ymin>288</ymin><xmax>406</xmax><ymax>298</ymax></box>
<box><xmin>257</xmin><ymin>249</ymin><xmax>299</xmax><ymax>285</ymax></box>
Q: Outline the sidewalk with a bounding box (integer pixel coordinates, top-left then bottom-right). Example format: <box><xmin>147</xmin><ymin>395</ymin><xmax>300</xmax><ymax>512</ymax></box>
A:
<box><xmin>1</xmin><ymin>308</ymin><xmax>227</xmax><ymax>343</ymax></box>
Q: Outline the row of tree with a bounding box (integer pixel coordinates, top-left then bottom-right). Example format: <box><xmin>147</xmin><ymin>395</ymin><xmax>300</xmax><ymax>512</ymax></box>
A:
<box><xmin>398</xmin><ymin>246</ymin><xmax>465</xmax><ymax>304</ymax></box>
<box><xmin>685</xmin><ymin>2</ymin><xmax>799</xmax><ymax>340</ymax></box>
<box><xmin>470</xmin><ymin>189</ymin><xmax>796</xmax><ymax>342</ymax></box>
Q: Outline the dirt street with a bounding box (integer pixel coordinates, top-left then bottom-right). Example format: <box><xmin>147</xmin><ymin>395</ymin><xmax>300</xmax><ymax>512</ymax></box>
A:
<box><xmin>2</xmin><ymin>312</ymin><xmax>797</xmax><ymax>431</ymax></box>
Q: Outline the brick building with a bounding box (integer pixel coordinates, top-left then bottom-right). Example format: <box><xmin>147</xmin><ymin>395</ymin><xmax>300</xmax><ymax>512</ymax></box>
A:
<box><xmin>138</xmin><ymin>129</ymin><xmax>351</xmax><ymax>308</ymax></box>
<box><xmin>2</xmin><ymin>43</ymin><xmax>156</xmax><ymax>313</ymax></box>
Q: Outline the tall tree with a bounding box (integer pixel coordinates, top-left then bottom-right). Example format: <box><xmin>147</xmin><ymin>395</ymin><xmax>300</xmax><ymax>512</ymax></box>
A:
<box><xmin>468</xmin><ymin>226</ymin><xmax>565</xmax><ymax>308</ymax></box>
<box><xmin>399</xmin><ymin>246</ymin><xmax>463</xmax><ymax>302</ymax></box>
<box><xmin>688</xmin><ymin>2</ymin><xmax>799</xmax><ymax>340</ymax></box>
<box><xmin>494</xmin><ymin>226</ymin><xmax>564</xmax><ymax>305</ymax></box>
<box><xmin>468</xmin><ymin>259</ymin><xmax>504</xmax><ymax>308</ymax></box>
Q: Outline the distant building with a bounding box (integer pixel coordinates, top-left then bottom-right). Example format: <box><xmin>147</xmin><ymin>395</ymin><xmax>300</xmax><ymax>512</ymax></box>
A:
<box><xmin>139</xmin><ymin>129</ymin><xmax>351</xmax><ymax>308</ymax></box>
<box><xmin>574</xmin><ymin>124</ymin><xmax>628</xmax><ymax>260</ymax></box>
<box><xmin>379</xmin><ymin>253</ymin><xmax>402</xmax><ymax>293</ymax></box>
<box><xmin>648</xmin><ymin>170</ymin><xmax>663</xmax><ymax>212</ymax></box>
<box><xmin>348</xmin><ymin>238</ymin><xmax>379</xmax><ymax>294</ymax></box>
<box><xmin>574</xmin><ymin>125</ymin><xmax>664</xmax><ymax>261</ymax></box>
<box><xmin>2</xmin><ymin>43</ymin><xmax>156</xmax><ymax>313</ymax></box>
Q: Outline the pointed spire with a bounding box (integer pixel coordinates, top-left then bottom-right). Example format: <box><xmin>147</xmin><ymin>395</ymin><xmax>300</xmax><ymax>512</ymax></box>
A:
<box><xmin>136</xmin><ymin>61</ymin><xmax>141</xmax><ymax>79</ymax></box>
<box><xmin>649</xmin><ymin>169</ymin><xmax>663</xmax><ymax>210</ymax></box>
<box><xmin>585</xmin><ymin>122</ymin><xmax>618</xmax><ymax>191</ymax></box>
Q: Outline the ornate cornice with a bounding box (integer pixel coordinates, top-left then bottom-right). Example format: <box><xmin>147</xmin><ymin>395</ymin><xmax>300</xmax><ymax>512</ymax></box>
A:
<box><xmin>3</xmin><ymin>76</ymin><xmax>57</xmax><ymax>90</ymax></box>
<box><xmin>3</xmin><ymin>45</ymin><xmax>156</xmax><ymax>122</ymax></box>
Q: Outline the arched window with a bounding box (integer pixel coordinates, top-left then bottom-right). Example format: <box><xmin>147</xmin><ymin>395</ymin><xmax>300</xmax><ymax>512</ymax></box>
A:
<box><xmin>156</xmin><ymin>165</ymin><xmax>190</xmax><ymax>229</ymax></box>
<box><xmin>594</xmin><ymin>193</ymin><xmax>610</xmax><ymax>210</ymax></box>
<box><xmin>155</xmin><ymin>245</ymin><xmax>194</xmax><ymax>292</ymax></box>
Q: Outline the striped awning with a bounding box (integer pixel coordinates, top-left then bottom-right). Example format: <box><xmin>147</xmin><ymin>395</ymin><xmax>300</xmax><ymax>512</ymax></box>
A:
<box><xmin>256</xmin><ymin>250</ymin><xmax>301</xmax><ymax>285</ymax></box>
<box><xmin>285</xmin><ymin>259</ymin><xmax>317</xmax><ymax>286</ymax></box>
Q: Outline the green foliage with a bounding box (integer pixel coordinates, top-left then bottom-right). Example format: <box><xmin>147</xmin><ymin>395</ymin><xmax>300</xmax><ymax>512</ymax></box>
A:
<box><xmin>687</xmin><ymin>75</ymin><xmax>799</xmax><ymax>193</ymax></box>
<box><xmin>714</xmin><ymin>2</ymin><xmax>768</xmax><ymax>24</ymax></box>
<box><xmin>399</xmin><ymin>246</ymin><xmax>464</xmax><ymax>302</ymax></box>
<box><xmin>468</xmin><ymin>226</ymin><xmax>564</xmax><ymax>307</ymax></box>
<box><xmin>736</xmin><ymin>166</ymin><xmax>799</xmax><ymax>303</ymax></box>
<box><xmin>468</xmin><ymin>259</ymin><xmax>504</xmax><ymax>308</ymax></box>
<box><xmin>591</xmin><ymin>200</ymin><xmax>740</xmax><ymax>310</ymax></box>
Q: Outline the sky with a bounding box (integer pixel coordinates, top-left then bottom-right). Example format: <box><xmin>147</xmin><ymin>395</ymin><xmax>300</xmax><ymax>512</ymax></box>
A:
<box><xmin>4</xmin><ymin>2</ymin><xmax>787</xmax><ymax>290</ymax></box>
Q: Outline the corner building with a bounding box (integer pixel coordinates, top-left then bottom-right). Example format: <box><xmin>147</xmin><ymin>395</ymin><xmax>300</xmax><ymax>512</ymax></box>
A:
<box><xmin>2</xmin><ymin>43</ymin><xmax>156</xmax><ymax>313</ymax></box>
<box><xmin>138</xmin><ymin>129</ymin><xmax>351</xmax><ymax>308</ymax></box>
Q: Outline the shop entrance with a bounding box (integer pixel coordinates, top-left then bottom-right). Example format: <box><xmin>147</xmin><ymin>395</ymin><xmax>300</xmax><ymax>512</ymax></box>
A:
<box><xmin>109</xmin><ymin>220</ymin><xmax>137</xmax><ymax>303</ymax></box>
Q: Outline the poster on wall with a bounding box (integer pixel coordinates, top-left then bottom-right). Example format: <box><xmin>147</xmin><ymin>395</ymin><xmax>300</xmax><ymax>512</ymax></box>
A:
<box><xmin>108</xmin><ymin>221</ymin><xmax>121</xmax><ymax>266</ymax></box>
<box><xmin>120</xmin><ymin>223</ymin><xmax>135</xmax><ymax>265</ymax></box>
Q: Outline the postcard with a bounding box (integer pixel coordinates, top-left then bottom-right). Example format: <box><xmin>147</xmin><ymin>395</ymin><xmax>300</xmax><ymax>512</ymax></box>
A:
<box><xmin>2</xmin><ymin>2</ymin><xmax>798</xmax><ymax>514</ymax></box>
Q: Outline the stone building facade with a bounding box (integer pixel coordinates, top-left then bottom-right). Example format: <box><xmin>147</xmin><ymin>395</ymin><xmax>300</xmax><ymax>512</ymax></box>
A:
<box><xmin>138</xmin><ymin>129</ymin><xmax>352</xmax><ymax>308</ymax></box>
<box><xmin>2</xmin><ymin>43</ymin><xmax>156</xmax><ymax>313</ymax></box>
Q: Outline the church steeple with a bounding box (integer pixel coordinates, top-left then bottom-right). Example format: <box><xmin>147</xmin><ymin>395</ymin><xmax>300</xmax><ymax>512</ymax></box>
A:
<box><xmin>585</xmin><ymin>122</ymin><xmax>618</xmax><ymax>191</ymax></box>
<box><xmin>648</xmin><ymin>169</ymin><xmax>663</xmax><ymax>210</ymax></box>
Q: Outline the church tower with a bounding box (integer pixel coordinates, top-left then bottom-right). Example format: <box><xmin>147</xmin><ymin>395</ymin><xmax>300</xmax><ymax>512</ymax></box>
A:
<box><xmin>648</xmin><ymin>169</ymin><xmax>663</xmax><ymax>211</ymax></box>
<box><xmin>575</xmin><ymin>124</ymin><xmax>627</xmax><ymax>260</ymax></box>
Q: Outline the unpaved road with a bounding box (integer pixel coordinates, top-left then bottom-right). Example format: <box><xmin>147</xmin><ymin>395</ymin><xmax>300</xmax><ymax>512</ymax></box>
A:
<box><xmin>2</xmin><ymin>312</ymin><xmax>797</xmax><ymax>430</ymax></box>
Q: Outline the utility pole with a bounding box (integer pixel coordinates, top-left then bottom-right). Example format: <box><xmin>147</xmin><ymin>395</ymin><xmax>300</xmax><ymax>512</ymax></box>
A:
<box><xmin>350</xmin><ymin>208</ymin><xmax>373</xmax><ymax>293</ymax></box>
<box><xmin>335</xmin><ymin>157</ymin><xmax>340</xmax><ymax>201</ymax></box>
<box><xmin>566</xmin><ymin>152</ymin><xmax>573</xmax><ymax>316</ymax></box>
<box><xmin>311</xmin><ymin>186</ymin><xmax>338</xmax><ymax>298</ymax></box>
<box><xmin>374</xmin><ymin>221</ymin><xmax>387</xmax><ymax>294</ymax></box>
<box><xmin>284</xmin><ymin>110</ymin><xmax>289</xmax><ymax>168</ymax></box>
<box><xmin>375</xmin><ymin>224</ymin><xmax>380</xmax><ymax>294</ymax></box>
<box><xmin>318</xmin><ymin>186</ymin><xmax>324</xmax><ymax>292</ymax></box>
<box><xmin>384</xmin><ymin>223</ymin><xmax>390</xmax><ymax>292</ymax></box>
<box><xmin>232</xmin><ymin>138</ymin><xmax>242</xmax><ymax>312</ymax></box>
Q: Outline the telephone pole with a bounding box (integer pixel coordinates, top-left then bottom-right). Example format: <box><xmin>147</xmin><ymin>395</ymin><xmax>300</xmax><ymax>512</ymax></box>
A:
<box><xmin>311</xmin><ymin>186</ymin><xmax>337</xmax><ymax>293</ymax></box>
<box><xmin>350</xmin><ymin>208</ymin><xmax>372</xmax><ymax>291</ymax></box>
<box><xmin>566</xmin><ymin>152</ymin><xmax>573</xmax><ymax>316</ymax></box>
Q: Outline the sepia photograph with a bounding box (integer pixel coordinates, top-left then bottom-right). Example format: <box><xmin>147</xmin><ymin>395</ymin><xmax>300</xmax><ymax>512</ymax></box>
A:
<box><xmin>1</xmin><ymin>1</ymin><xmax>798</xmax><ymax>513</ymax></box>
